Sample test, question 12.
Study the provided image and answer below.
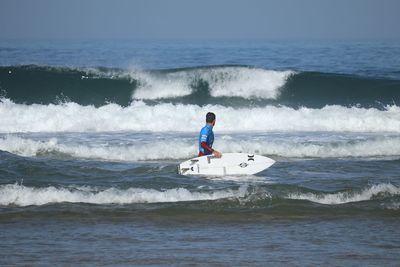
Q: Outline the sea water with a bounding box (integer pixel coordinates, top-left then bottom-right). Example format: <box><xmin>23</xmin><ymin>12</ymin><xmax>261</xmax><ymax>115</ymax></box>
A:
<box><xmin>0</xmin><ymin>40</ymin><xmax>399</xmax><ymax>266</ymax></box>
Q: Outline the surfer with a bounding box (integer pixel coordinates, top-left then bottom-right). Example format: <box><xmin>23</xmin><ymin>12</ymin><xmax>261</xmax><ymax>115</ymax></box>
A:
<box><xmin>198</xmin><ymin>112</ymin><xmax>222</xmax><ymax>158</ymax></box>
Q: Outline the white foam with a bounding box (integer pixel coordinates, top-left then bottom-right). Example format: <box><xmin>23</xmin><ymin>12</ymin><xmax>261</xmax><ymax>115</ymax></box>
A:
<box><xmin>207</xmin><ymin>68</ymin><xmax>293</xmax><ymax>99</ymax></box>
<box><xmin>215</xmin><ymin>138</ymin><xmax>400</xmax><ymax>158</ymax></box>
<box><xmin>0</xmin><ymin>136</ymin><xmax>196</xmax><ymax>161</ymax></box>
<box><xmin>131</xmin><ymin>67</ymin><xmax>294</xmax><ymax>100</ymax></box>
<box><xmin>386</xmin><ymin>202</ymin><xmax>400</xmax><ymax>210</ymax></box>
<box><xmin>132</xmin><ymin>71</ymin><xmax>193</xmax><ymax>99</ymax></box>
<box><xmin>1</xmin><ymin>99</ymin><xmax>400</xmax><ymax>133</ymax></box>
<box><xmin>0</xmin><ymin>183</ymin><xmax>248</xmax><ymax>207</ymax></box>
<box><xmin>287</xmin><ymin>183</ymin><xmax>400</xmax><ymax>205</ymax></box>
<box><xmin>1</xmin><ymin>136</ymin><xmax>400</xmax><ymax>161</ymax></box>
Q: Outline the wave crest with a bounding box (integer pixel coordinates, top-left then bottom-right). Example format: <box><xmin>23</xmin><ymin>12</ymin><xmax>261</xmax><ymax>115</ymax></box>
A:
<box><xmin>0</xmin><ymin>183</ymin><xmax>248</xmax><ymax>207</ymax></box>
<box><xmin>1</xmin><ymin>136</ymin><xmax>400</xmax><ymax>161</ymax></box>
<box><xmin>132</xmin><ymin>66</ymin><xmax>294</xmax><ymax>100</ymax></box>
<box><xmin>2</xmin><ymin>65</ymin><xmax>399</xmax><ymax>108</ymax></box>
<box><xmin>1</xmin><ymin>99</ymin><xmax>400</xmax><ymax>133</ymax></box>
<box><xmin>287</xmin><ymin>184</ymin><xmax>400</xmax><ymax>205</ymax></box>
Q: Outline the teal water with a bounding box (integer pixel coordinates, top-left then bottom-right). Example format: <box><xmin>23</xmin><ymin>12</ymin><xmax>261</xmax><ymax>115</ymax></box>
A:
<box><xmin>1</xmin><ymin>65</ymin><xmax>399</xmax><ymax>108</ymax></box>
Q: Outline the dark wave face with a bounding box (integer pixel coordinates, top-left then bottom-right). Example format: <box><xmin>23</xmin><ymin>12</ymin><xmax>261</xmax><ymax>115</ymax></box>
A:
<box><xmin>1</xmin><ymin>65</ymin><xmax>400</xmax><ymax>108</ymax></box>
<box><xmin>0</xmin><ymin>65</ymin><xmax>135</xmax><ymax>106</ymax></box>
<box><xmin>281</xmin><ymin>72</ymin><xmax>400</xmax><ymax>108</ymax></box>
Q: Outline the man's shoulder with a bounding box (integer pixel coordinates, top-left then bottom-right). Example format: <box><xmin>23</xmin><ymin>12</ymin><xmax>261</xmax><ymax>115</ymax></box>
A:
<box><xmin>200</xmin><ymin>125</ymin><xmax>208</xmax><ymax>132</ymax></box>
<box><xmin>200</xmin><ymin>125</ymin><xmax>212</xmax><ymax>136</ymax></box>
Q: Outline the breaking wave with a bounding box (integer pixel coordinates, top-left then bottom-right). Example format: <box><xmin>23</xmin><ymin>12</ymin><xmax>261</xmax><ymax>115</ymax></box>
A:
<box><xmin>0</xmin><ymin>183</ymin><xmax>248</xmax><ymax>207</ymax></box>
<box><xmin>1</xmin><ymin>99</ymin><xmax>400</xmax><ymax>133</ymax></box>
<box><xmin>1</xmin><ymin>65</ymin><xmax>399</xmax><ymax>108</ymax></box>
<box><xmin>1</xmin><ymin>182</ymin><xmax>398</xmax><ymax>208</ymax></box>
<box><xmin>1</xmin><ymin>136</ymin><xmax>400</xmax><ymax>161</ymax></box>
<box><xmin>287</xmin><ymin>183</ymin><xmax>400</xmax><ymax>205</ymax></box>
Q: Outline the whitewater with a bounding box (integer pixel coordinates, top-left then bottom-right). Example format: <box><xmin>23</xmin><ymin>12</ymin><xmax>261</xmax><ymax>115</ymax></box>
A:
<box><xmin>1</xmin><ymin>98</ymin><xmax>400</xmax><ymax>133</ymax></box>
<box><xmin>1</xmin><ymin>182</ymin><xmax>398</xmax><ymax>207</ymax></box>
<box><xmin>1</xmin><ymin>134</ymin><xmax>400</xmax><ymax>161</ymax></box>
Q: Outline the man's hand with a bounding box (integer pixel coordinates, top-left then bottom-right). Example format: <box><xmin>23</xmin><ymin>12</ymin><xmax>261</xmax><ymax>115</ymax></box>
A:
<box><xmin>213</xmin><ymin>150</ymin><xmax>222</xmax><ymax>158</ymax></box>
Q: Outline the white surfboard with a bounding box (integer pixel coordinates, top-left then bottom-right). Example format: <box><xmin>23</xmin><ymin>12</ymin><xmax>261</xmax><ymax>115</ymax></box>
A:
<box><xmin>178</xmin><ymin>153</ymin><xmax>275</xmax><ymax>176</ymax></box>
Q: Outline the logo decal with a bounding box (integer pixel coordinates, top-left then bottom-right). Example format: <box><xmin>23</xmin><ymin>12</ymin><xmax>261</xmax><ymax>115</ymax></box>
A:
<box><xmin>239</xmin><ymin>162</ymin><xmax>248</xmax><ymax>168</ymax></box>
<box><xmin>248</xmin><ymin>155</ymin><xmax>255</xmax><ymax>161</ymax></box>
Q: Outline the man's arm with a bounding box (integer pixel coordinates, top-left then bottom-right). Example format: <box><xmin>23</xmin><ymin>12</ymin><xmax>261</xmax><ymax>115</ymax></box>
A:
<box><xmin>201</xmin><ymin>142</ymin><xmax>214</xmax><ymax>153</ymax></box>
<box><xmin>200</xmin><ymin>141</ymin><xmax>222</xmax><ymax>158</ymax></box>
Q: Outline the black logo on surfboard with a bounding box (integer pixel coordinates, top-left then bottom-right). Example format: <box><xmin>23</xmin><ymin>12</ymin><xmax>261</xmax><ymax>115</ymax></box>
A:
<box><xmin>248</xmin><ymin>155</ymin><xmax>254</xmax><ymax>161</ymax></box>
<box><xmin>239</xmin><ymin>162</ymin><xmax>248</xmax><ymax>168</ymax></box>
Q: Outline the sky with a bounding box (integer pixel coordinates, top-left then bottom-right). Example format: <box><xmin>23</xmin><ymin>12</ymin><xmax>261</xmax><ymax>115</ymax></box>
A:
<box><xmin>0</xmin><ymin>0</ymin><xmax>399</xmax><ymax>40</ymax></box>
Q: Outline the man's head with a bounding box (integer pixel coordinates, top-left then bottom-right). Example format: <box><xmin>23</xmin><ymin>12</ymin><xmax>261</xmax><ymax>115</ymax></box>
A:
<box><xmin>206</xmin><ymin>112</ymin><xmax>216</xmax><ymax>125</ymax></box>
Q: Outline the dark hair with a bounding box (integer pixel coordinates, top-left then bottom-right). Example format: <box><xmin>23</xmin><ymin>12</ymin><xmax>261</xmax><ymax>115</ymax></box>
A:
<box><xmin>206</xmin><ymin>112</ymin><xmax>216</xmax><ymax>123</ymax></box>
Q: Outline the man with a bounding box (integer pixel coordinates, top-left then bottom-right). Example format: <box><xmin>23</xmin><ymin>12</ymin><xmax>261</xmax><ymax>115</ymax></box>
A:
<box><xmin>198</xmin><ymin>112</ymin><xmax>222</xmax><ymax>158</ymax></box>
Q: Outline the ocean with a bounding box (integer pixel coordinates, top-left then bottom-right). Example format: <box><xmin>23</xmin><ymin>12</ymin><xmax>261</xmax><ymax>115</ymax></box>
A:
<box><xmin>0</xmin><ymin>40</ymin><xmax>399</xmax><ymax>266</ymax></box>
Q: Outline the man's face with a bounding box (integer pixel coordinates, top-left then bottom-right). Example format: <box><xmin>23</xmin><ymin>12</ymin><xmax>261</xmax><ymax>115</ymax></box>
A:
<box><xmin>212</xmin><ymin>119</ymin><xmax>216</xmax><ymax>126</ymax></box>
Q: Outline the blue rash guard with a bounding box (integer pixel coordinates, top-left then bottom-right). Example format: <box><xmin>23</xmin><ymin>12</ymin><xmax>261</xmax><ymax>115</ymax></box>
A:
<box><xmin>198</xmin><ymin>124</ymin><xmax>214</xmax><ymax>156</ymax></box>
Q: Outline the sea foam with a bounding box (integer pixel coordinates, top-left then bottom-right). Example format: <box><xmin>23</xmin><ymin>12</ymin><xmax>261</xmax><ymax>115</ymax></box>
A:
<box><xmin>1</xmin><ymin>99</ymin><xmax>400</xmax><ymax>133</ymax></box>
<box><xmin>1</xmin><ymin>136</ymin><xmax>400</xmax><ymax>161</ymax></box>
<box><xmin>0</xmin><ymin>183</ymin><xmax>248</xmax><ymax>206</ymax></box>
<box><xmin>131</xmin><ymin>67</ymin><xmax>294</xmax><ymax>100</ymax></box>
<box><xmin>287</xmin><ymin>183</ymin><xmax>400</xmax><ymax>205</ymax></box>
